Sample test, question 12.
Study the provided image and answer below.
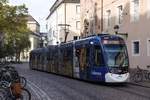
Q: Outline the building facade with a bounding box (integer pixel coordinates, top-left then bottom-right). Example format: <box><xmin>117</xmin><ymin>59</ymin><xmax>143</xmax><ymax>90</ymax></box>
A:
<box><xmin>46</xmin><ymin>0</ymin><xmax>80</xmax><ymax>45</ymax></box>
<box><xmin>20</xmin><ymin>15</ymin><xmax>40</xmax><ymax>61</ymax></box>
<box><xmin>81</xmin><ymin>0</ymin><xmax>150</xmax><ymax>69</ymax></box>
<box><xmin>39</xmin><ymin>32</ymin><xmax>48</xmax><ymax>47</ymax></box>
<box><xmin>27</xmin><ymin>15</ymin><xmax>40</xmax><ymax>50</ymax></box>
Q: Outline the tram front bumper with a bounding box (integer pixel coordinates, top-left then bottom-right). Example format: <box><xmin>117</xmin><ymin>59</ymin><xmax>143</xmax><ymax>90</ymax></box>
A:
<box><xmin>105</xmin><ymin>72</ymin><xmax>130</xmax><ymax>83</ymax></box>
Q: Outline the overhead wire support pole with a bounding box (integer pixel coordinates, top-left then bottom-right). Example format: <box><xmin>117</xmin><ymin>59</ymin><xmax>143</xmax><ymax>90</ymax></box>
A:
<box><xmin>64</xmin><ymin>1</ymin><xmax>67</xmax><ymax>43</ymax></box>
<box><xmin>101</xmin><ymin>0</ymin><xmax>103</xmax><ymax>32</ymax></box>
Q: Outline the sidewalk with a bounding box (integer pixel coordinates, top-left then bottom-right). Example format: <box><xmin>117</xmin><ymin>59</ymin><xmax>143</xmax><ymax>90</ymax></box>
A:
<box><xmin>129</xmin><ymin>68</ymin><xmax>150</xmax><ymax>87</ymax></box>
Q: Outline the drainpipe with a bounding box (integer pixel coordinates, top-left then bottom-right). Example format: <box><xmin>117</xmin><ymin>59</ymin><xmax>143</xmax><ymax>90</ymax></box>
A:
<box><xmin>64</xmin><ymin>2</ymin><xmax>67</xmax><ymax>42</ymax></box>
<box><xmin>101</xmin><ymin>0</ymin><xmax>103</xmax><ymax>32</ymax></box>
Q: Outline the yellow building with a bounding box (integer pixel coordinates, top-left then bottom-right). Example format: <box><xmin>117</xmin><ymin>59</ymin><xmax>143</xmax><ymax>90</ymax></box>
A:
<box><xmin>20</xmin><ymin>15</ymin><xmax>40</xmax><ymax>61</ymax></box>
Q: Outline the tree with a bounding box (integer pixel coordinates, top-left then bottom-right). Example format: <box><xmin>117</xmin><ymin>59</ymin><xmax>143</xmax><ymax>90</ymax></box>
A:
<box><xmin>0</xmin><ymin>0</ymin><xmax>30</xmax><ymax>62</ymax></box>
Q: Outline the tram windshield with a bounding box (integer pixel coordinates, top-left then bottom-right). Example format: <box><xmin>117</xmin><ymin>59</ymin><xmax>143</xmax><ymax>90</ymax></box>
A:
<box><xmin>103</xmin><ymin>40</ymin><xmax>129</xmax><ymax>68</ymax></box>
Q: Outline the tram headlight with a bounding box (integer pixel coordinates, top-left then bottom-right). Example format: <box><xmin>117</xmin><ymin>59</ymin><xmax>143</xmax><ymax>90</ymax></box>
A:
<box><xmin>90</xmin><ymin>41</ymin><xmax>94</xmax><ymax>45</ymax></box>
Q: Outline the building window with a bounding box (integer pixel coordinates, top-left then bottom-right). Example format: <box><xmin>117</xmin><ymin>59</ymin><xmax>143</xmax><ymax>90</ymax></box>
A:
<box><xmin>106</xmin><ymin>10</ymin><xmax>111</xmax><ymax>27</ymax></box>
<box><xmin>118</xmin><ymin>5</ymin><xmax>123</xmax><ymax>24</ymax></box>
<box><xmin>132</xmin><ymin>40</ymin><xmax>140</xmax><ymax>56</ymax></box>
<box><xmin>76</xmin><ymin>21</ymin><xmax>80</xmax><ymax>30</ymax></box>
<box><xmin>74</xmin><ymin>36</ymin><xmax>78</xmax><ymax>40</ymax></box>
<box><xmin>76</xmin><ymin>5</ymin><xmax>80</xmax><ymax>14</ymax></box>
<box><xmin>147</xmin><ymin>39</ymin><xmax>150</xmax><ymax>56</ymax></box>
<box><xmin>130</xmin><ymin>0</ymin><xmax>139</xmax><ymax>22</ymax></box>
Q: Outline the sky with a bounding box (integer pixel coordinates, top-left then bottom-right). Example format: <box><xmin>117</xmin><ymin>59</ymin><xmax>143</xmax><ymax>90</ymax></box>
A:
<box><xmin>9</xmin><ymin>0</ymin><xmax>56</xmax><ymax>32</ymax></box>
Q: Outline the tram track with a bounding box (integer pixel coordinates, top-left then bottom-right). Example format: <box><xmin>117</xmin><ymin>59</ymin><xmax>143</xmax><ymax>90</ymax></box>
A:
<box><xmin>25</xmin><ymin>70</ymin><xmax>150</xmax><ymax>100</ymax></box>
<box><xmin>128</xmin><ymin>82</ymin><xmax>150</xmax><ymax>89</ymax></box>
<box><xmin>108</xmin><ymin>82</ymin><xmax>150</xmax><ymax>100</ymax></box>
<box><xmin>112</xmin><ymin>87</ymin><xmax>150</xmax><ymax>99</ymax></box>
<box><xmin>27</xmin><ymin>80</ymin><xmax>52</xmax><ymax>100</ymax></box>
<box><xmin>14</xmin><ymin>63</ymin><xmax>150</xmax><ymax>100</ymax></box>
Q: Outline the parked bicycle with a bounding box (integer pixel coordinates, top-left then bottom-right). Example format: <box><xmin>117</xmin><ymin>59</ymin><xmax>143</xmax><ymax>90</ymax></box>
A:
<box><xmin>131</xmin><ymin>65</ymin><xmax>150</xmax><ymax>82</ymax></box>
<box><xmin>0</xmin><ymin>65</ymin><xmax>31</xmax><ymax>100</ymax></box>
<box><xmin>0</xmin><ymin>65</ymin><xmax>27</xmax><ymax>87</ymax></box>
<box><xmin>0</xmin><ymin>80</ymin><xmax>31</xmax><ymax>100</ymax></box>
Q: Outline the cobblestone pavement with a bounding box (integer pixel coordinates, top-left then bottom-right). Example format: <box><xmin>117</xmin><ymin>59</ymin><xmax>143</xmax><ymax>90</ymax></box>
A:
<box><xmin>13</xmin><ymin>63</ymin><xmax>150</xmax><ymax>100</ymax></box>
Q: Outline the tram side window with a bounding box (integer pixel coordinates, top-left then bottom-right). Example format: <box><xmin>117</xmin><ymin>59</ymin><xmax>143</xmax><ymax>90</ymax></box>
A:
<box><xmin>78</xmin><ymin>47</ymin><xmax>89</xmax><ymax>69</ymax></box>
<box><xmin>47</xmin><ymin>52</ymin><xmax>50</xmax><ymax>60</ymax></box>
<box><xmin>94</xmin><ymin>46</ymin><xmax>104</xmax><ymax>66</ymax></box>
<box><xmin>62</xmin><ymin>49</ymin><xmax>71</xmax><ymax>62</ymax></box>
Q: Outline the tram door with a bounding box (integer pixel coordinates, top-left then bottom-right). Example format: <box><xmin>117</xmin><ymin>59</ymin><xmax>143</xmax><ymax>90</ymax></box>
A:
<box><xmin>76</xmin><ymin>47</ymin><xmax>90</xmax><ymax>80</ymax></box>
<box><xmin>73</xmin><ymin>48</ymin><xmax>80</xmax><ymax>78</ymax></box>
<box><xmin>90</xmin><ymin>45</ymin><xmax>105</xmax><ymax>81</ymax></box>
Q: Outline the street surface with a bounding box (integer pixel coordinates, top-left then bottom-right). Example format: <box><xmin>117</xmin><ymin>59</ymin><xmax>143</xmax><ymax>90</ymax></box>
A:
<box><xmin>13</xmin><ymin>63</ymin><xmax>150</xmax><ymax>100</ymax></box>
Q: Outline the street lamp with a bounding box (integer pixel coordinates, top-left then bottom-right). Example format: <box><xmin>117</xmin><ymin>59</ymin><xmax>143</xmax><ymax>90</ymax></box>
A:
<box><xmin>114</xmin><ymin>25</ymin><xmax>128</xmax><ymax>39</ymax></box>
<box><xmin>13</xmin><ymin>39</ymin><xmax>17</xmax><ymax>62</ymax></box>
<box><xmin>114</xmin><ymin>25</ymin><xmax>119</xmax><ymax>34</ymax></box>
<box><xmin>58</xmin><ymin>24</ymin><xmax>70</xmax><ymax>43</ymax></box>
<box><xmin>64</xmin><ymin>28</ymin><xmax>69</xmax><ymax>42</ymax></box>
<box><xmin>40</xmin><ymin>36</ymin><xmax>45</xmax><ymax>47</ymax></box>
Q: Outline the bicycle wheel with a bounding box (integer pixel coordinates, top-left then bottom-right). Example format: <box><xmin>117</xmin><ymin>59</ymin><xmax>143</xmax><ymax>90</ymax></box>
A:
<box><xmin>5</xmin><ymin>88</ymin><xmax>31</xmax><ymax>100</ymax></box>
<box><xmin>133</xmin><ymin>73</ymin><xmax>143</xmax><ymax>82</ymax></box>
<box><xmin>0</xmin><ymin>89</ymin><xmax>5</xmax><ymax>100</ymax></box>
<box><xmin>19</xmin><ymin>77</ymin><xmax>27</xmax><ymax>88</ymax></box>
<box><xmin>1</xmin><ymin>90</ymin><xmax>13</xmax><ymax>100</ymax></box>
<box><xmin>20</xmin><ymin>88</ymin><xmax>31</xmax><ymax>100</ymax></box>
<box><xmin>147</xmin><ymin>72</ymin><xmax>150</xmax><ymax>81</ymax></box>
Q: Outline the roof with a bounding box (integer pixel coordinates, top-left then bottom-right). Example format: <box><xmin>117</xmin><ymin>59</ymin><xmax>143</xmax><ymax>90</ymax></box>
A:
<box><xmin>27</xmin><ymin>15</ymin><xmax>40</xmax><ymax>26</ymax></box>
<box><xmin>30</xmin><ymin>32</ymin><xmax>41</xmax><ymax>37</ymax></box>
<box><xmin>46</xmin><ymin>0</ymin><xmax>80</xmax><ymax>20</ymax></box>
<box><xmin>39</xmin><ymin>32</ymin><xmax>48</xmax><ymax>36</ymax></box>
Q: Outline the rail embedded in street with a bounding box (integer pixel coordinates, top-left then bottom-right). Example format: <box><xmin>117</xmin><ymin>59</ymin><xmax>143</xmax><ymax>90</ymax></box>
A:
<box><xmin>131</xmin><ymin>65</ymin><xmax>150</xmax><ymax>82</ymax></box>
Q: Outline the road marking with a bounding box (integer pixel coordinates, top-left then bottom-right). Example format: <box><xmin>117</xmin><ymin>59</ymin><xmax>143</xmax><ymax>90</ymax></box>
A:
<box><xmin>28</xmin><ymin>80</ymin><xmax>52</xmax><ymax>100</ymax></box>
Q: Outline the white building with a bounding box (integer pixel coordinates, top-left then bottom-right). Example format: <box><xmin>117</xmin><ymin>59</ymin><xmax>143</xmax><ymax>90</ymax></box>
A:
<box><xmin>46</xmin><ymin>0</ymin><xmax>80</xmax><ymax>45</ymax></box>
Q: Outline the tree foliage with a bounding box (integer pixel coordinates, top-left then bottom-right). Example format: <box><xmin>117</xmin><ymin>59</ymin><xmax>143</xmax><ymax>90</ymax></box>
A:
<box><xmin>0</xmin><ymin>0</ymin><xmax>30</xmax><ymax>62</ymax></box>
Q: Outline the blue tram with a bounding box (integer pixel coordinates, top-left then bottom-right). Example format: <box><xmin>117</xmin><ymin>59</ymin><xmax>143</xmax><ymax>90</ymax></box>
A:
<box><xmin>29</xmin><ymin>34</ymin><xmax>130</xmax><ymax>83</ymax></box>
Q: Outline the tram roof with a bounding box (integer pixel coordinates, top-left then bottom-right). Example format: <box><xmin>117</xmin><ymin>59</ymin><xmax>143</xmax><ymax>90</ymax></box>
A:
<box><xmin>59</xmin><ymin>33</ymin><xmax>123</xmax><ymax>46</ymax></box>
<box><xmin>74</xmin><ymin>33</ymin><xmax>111</xmax><ymax>43</ymax></box>
<box><xmin>30</xmin><ymin>33</ymin><xmax>123</xmax><ymax>53</ymax></box>
<box><xmin>76</xmin><ymin>33</ymin><xmax>123</xmax><ymax>42</ymax></box>
<box><xmin>30</xmin><ymin>47</ymin><xmax>48</xmax><ymax>54</ymax></box>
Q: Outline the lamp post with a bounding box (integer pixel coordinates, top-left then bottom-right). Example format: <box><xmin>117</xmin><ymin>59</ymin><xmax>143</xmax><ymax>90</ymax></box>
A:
<box><xmin>114</xmin><ymin>25</ymin><xmax>128</xmax><ymax>39</ymax></box>
<box><xmin>101</xmin><ymin>0</ymin><xmax>103</xmax><ymax>32</ymax></box>
<box><xmin>114</xmin><ymin>25</ymin><xmax>119</xmax><ymax>34</ymax></box>
<box><xmin>0</xmin><ymin>32</ymin><xmax>4</xmax><ymax>47</ymax></box>
<box><xmin>58</xmin><ymin>24</ymin><xmax>70</xmax><ymax>43</ymax></box>
<box><xmin>64</xmin><ymin>28</ymin><xmax>69</xmax><ymax>43</ymax></box>
<box><xmin>13</xmin><ymin>39</ymin><xmax>17</xmax><ymax>62</ymax></box>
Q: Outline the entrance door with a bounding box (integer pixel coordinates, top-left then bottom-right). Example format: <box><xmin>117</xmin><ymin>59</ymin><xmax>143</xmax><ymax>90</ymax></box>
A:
<box><xmin>78</xmin><ymin>47</ymin><xmax>90</xmax><ymax>80</ymax></box>
<box><xmin>73</xmin><ymin>43</ymin><xmax>80</xmax><ymax>78</ymax></box>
